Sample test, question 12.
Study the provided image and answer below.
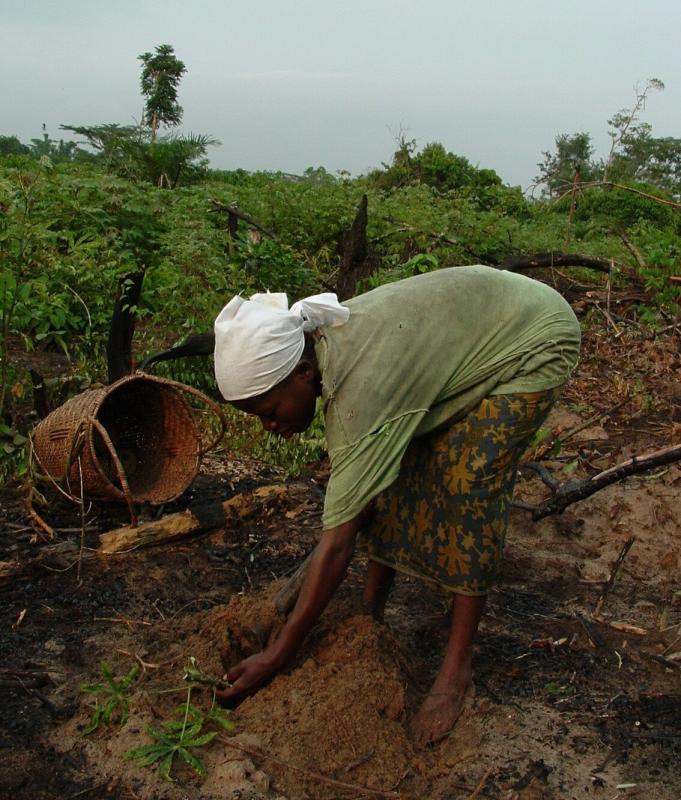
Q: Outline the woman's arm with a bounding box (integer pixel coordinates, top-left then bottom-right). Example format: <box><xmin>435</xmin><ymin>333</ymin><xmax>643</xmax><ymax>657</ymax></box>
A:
<box><xmin>217</xmin><ymin>515</ymin><xmax>361</xmax><ymax>703</ymax></box>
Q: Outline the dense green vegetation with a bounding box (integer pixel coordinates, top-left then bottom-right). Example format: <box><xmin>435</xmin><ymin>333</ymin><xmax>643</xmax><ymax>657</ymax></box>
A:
<box><xmin>1</xmin><ymin>59</ymin><xmax>679</xmax><ymax>486</ymax></box>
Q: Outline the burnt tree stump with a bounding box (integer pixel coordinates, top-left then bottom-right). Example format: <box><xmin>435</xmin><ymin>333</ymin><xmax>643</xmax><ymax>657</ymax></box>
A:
<box><xmin>336</xmin><ymin>195</ymin><xmax>377</xmax><ymax>301</ymax></box>
<box><xmin>107</xmin><ymin>270</ymin><xmax>145</xmax><ymax>383</ymax></box>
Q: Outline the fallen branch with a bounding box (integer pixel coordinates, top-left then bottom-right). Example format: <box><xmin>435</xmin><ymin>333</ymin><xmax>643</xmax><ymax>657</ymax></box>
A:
<box><xmin>208</xmin><ymin>199</ymin><xmax>278</xmax><ymax>241</ymax></box>
<box><xmin>616</xmin><ymin>230</ymin><xmax>647</xmax><ymax>271</ymax></box>
<box><xmin>518</xmin><ymin>443</ymin><xmax>681</xmax><ymax>521</ymax></box>
<box><xmin>98</xmin><ymin>483</ymin><xmax>306</xmax><ymax>554</ymax></box>
<box><xmin>500</xmin><ymin>251</ymin><xmax>626</xmax><ymax>275</ymax></box>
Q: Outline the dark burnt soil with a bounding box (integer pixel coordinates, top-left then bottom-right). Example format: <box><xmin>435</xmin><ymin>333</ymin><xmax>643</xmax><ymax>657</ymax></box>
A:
<box><xmin>1</xmin><ymin>303</ymin><xmax>680</xmax><ymax>799</ymax></box>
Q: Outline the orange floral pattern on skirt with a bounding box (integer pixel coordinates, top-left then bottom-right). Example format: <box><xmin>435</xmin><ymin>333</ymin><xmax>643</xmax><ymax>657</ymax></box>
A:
<box><xmin>358</xmin><ymin>390</ymin><xmax>558</xmax><ymax>595</ymax></box>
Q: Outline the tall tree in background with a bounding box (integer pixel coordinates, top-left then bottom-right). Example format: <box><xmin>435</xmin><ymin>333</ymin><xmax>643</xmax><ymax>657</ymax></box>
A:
<box><xmin>138</xmin><ymin>44</ymin><xmax>186</xmax><ymax>142</ymax></box>
<box><xmin>535</xmin><ymin>132</ymin><xmax>597</xmax><ymax>198</ymax></box>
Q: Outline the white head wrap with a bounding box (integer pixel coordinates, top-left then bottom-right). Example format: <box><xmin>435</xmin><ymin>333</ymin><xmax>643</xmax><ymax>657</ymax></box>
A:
<box><xmin>214</xmin><ymin>292</ymin><xmax>349</xmax><ymax>401</ymax></box>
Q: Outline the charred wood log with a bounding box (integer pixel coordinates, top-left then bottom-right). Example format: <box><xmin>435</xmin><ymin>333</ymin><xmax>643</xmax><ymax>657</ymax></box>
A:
<box><xmin>98</xmin><ymin>483</ymin><xmax>305</xmax><ymax>554</ymax></box>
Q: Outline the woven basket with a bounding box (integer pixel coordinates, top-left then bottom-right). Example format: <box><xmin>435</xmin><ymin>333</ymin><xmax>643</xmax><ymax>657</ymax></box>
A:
<box><xmin>32</xmin><ymin>374</ymin><xmax>226</xmax><ymax>507</ymax></box>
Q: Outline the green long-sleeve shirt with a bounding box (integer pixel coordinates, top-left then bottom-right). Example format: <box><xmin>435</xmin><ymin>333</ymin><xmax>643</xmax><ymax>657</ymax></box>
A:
<box><xmin>315</xmin><ymin>265</ymin><xmax>581</xmax><ymax>529</ymax></box>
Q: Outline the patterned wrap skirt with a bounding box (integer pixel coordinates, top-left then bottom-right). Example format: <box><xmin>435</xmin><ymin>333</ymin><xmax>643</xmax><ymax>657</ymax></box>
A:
<box><xmin>358</xmin><ymin>390</ymin><xmax>558</xmax><ymax>595</ymax></box>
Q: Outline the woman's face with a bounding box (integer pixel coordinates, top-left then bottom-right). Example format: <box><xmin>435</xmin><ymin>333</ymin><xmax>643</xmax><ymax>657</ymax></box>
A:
<box><xmin>231</xmin><ymin>362</ymin><xmax>318</xmax><ymax>438</ymax></box>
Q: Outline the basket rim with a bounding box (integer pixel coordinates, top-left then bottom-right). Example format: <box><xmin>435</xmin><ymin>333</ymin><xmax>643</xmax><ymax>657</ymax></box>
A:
<box><xmin>85</xmin><ymin>374</ymin><xmax>200</xmax><ymax>502</ymax></box>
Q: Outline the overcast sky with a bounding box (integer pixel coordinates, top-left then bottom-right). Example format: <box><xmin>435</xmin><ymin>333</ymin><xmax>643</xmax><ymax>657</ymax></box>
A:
<box><xmin>3</xmin><ymin>1</ymin><xmax>681</xmax><ymax>188</ymax></box>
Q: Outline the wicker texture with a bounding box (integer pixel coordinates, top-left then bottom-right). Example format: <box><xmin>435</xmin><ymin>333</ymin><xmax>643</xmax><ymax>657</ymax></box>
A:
<box><xmin>33</xmin><ymin>374</ymin><xmax>209</xmax><ymax>505</ymax></box>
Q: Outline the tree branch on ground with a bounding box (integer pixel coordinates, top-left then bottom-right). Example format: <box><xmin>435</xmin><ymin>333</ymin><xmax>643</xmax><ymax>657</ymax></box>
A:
<box><xmin>515</xmin><ymin>443</ymin><xmax>681</xmax><ymax>521</ymax></box>
<box><xmin>499</xmin><ymin>252</ymin><xmax>623</xmax><ymax>275</ymax></box>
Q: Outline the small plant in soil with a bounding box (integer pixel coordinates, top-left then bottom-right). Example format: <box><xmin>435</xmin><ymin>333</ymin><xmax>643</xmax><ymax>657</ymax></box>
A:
<box><xmin>543</xmin><ymin>680</ymin><xmax>576</xmax><ymax>702</ymax></box>
<box><xmin>127</xmin><ymin>662</ymin><xmax>234</xmax><ymax>783</ymax></box>
<box><xmin>80</xmin><ymin>662</ymin><xmax>140</xmax><ymax>734</ymax></box>
<box><xmin>182</xmin><ymin>655</ymin><xmax>230</xmax><ymax>689</ymax></box>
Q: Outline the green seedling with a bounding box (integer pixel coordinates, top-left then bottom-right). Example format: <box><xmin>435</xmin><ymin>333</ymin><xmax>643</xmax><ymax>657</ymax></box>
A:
<box><xmin>80</xmin><ymin>662</ymin><xmax>140</xmax><ymax>735</ymax></box>
<box><xmin>543</xmin><ymin>681</ymin><xmax>576</xmax><ymax>702</ymax></box>
<box><xmin>182</xmin><ymin>656</ymin><xmax>231</xmax><ymax>690</ymax></box>
<box><xmin>127</xmin><ymin>683</ymin><xmax>234</xmax><ymax>782</ymax></box>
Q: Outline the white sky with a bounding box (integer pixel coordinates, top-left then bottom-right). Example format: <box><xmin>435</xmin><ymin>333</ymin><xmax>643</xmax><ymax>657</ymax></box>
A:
<box><xmin>3</xmin><ymin>0</ymin><xmax>681</xmax><ymax>188</ymax></box>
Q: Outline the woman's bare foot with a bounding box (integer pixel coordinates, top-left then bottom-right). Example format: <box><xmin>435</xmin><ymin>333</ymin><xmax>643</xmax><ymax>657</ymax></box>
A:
<box><xmin>410</xmin><ymin>681</ymin><xmax>475</xmax><ymax>747</ymax></box>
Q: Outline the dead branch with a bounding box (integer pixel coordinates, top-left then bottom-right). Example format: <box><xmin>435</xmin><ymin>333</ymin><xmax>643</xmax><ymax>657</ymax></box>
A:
<box><xmin>208</xmin><ymin>199</ymin><xmax>278</xmax><ymax>241</ymax></box>
<box><xmin>552</xmin><ymin>179</ymin><xmax>681</xmax><ymax>211</ymax></box>
<box><xmin>616</xmin><ymin>230</ymin><xmax>648</xmax><ymax>271</ymax></box>
<box><xmin>98</xmin><ymin>483</ymin><xmax>306</xmax><ymax>554</ymax></box>
<box><xmin>519</xmin><ymin>443</ymin><xmax>681</xmax><ymax>521</ymax></box>
<box><xmin>500</xmin><ymin>252</ymin><xmax>625</xmax><ymax>275</ymax></box>
<box><xmin>594</xmin><ymin>536</ymin><xmax>636</xmax><ymax>617</ymax></box>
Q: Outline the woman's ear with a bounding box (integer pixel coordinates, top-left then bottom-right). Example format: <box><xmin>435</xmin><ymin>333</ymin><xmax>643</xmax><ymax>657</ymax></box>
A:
<box><xmin>293</xmin><ymin>359</ymin><xmax>315</xmax><ymax>383</ymax></box>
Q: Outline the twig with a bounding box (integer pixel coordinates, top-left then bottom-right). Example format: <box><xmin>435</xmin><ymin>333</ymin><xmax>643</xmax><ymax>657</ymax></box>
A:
<box><xmin>93</xmin><ymin>616</ymin><xmax>152</xmax><ymax>627</ymax></box>
<box><xmin>468</xmin><ymin>767</ymin><xmax>493</xmax><ymax>799</ymax></box>
<box><xmin>575</xmin><ymin>612</ymin><xmax>609</xmax><ymax>651</ymax></box>
<box><xmin>662</xmin><ymin>633</ymin><xmax>681</xmax><ymax>655</ymax></box>
<box><xmin>594</xmin><ymin>302</ymin><xmax>623</xmax><ymax>338</ymax></box>
<box><xmin>76</xmin><ymin>457</ymin><xmax>86</xmax><ymax>583</ymax></box>
<box><xmin>217</xmin><ymin>736</ymin><xmax>398</xmax><ymax>798</ymax></box>
<box><xmin>341</xmin><ymin>749</ymin><xmax>375</xmax><ymax>774</ymax></box>
<box><xmin>594</xmin><ymin>536</ymin><xmax>636</xmax><ymax>617</ymax></box>
<box><xmin>649</xmin><ymin>654</ymin><xmax>681</xmax><ymax>672</ymax></box>
<box><xmin>116</xmin><ymin>649</ymin><xmax>160</xmax><ymax>674</ymax></box>
<box><xmin>23</xmin><ymin>475</ymin><xmax>56</xmax><ymax>539</ymax></box>
<box><xmin>604</xmin><ymin>621</ymin><xmax>647</xmax><ymax>636</ymax></box>
<box><xmin>67</xmin><ymin>782</ymin><xmax>110</xmax><ymax>799</ymax></box>
<box><xmin>558</xmin><ymin>395</ymin><xmax>633</xmax><ymax>446</ymax></box>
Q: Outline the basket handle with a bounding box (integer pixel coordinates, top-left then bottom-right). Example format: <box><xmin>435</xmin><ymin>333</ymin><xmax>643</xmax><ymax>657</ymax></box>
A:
<box><xmin>142</xmin><ymin>375</ymin><xmax>228</xmax><ymax>457</ymax></box>
<box><xmin>89</xmin><ymin>417</ymin><xmax>138</xmax><ymax>528</ymax></box>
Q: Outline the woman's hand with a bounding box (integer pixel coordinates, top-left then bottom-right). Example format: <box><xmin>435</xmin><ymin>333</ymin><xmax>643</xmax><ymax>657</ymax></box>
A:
<box><xmin>216</xmin><ymin>649</ymin><xmax>283</xmax><ymax>706</ymax></box>
<box><xmin>216</xmin><ymin>517</ymin><xmax>362</xmax><ymax>706</ymax></box>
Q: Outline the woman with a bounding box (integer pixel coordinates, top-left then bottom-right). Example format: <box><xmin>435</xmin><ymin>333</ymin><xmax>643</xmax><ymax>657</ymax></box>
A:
<box><xmin>213</xmin><ymin>265</ymin><xmax>580</xmax><ymax>746</ymax></box>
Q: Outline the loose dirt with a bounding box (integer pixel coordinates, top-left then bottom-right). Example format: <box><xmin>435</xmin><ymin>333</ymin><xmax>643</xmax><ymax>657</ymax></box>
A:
<box><xmin>1</xmin><ymin>307</ymin><xmax>680</xmax><ymax>799</ymax></box>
